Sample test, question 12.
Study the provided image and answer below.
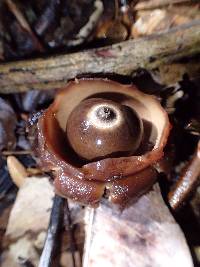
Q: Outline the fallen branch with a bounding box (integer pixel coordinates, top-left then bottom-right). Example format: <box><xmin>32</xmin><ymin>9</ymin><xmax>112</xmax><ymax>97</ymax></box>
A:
<box><xmin>0</xmin><ymin>20</ymin><xmax>200</xmax><ymax>93</ymax></box>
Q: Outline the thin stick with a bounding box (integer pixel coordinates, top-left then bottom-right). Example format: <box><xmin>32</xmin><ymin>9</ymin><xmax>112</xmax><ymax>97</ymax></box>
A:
<box><xmin>2</xmin><ymin>150</ymin><xmax>33</xmax><ymax>156</ymax></box>
<box><xmin>39</xmin><ymin>195</ymin><xmax>64</xmax><ymax>267</ymax></box>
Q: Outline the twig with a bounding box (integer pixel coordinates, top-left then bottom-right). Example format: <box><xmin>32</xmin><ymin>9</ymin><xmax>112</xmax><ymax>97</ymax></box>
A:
<box><xmin>39</xmin><ymin>195</ymin><xmax>64</xmax><ymax>267</ymax></box>
<box><xmin>134</xmin><ymin>0</ymin><xmax>194</xmax><ymax>11</ymax></box>
<box><xmin>0</xmin><ymin>20</ymin><xmax>200</xmax><ymax>93</ymax></box>
<box><xmin>168</xmin><ymin>141</ymin><xmax>200</xmax><ymax>210</ymax></box>
<box><xmin>2</xmin><ymin>150</ymin><xmax>32</xmax><ymax>156</ymax></box>
<box><xmin>5</xmin><ymin>0</ymin><xmax>44</xmax><ymax>52</ymax></box>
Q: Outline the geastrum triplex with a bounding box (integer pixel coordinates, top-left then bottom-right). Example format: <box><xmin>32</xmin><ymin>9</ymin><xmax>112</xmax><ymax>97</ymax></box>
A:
<box><xmin>32</xmin><ymin>78</ymin><xmax>174</xmax><ymax>207</ymax></box>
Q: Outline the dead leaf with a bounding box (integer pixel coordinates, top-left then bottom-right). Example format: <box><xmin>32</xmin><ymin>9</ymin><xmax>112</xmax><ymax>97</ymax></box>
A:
<box><xmin>6</xmin><ymin>176</ymin><xmax>54</xmax><ymax>240</ymax></box>
<box><xmin>83</xmin><ymin>184</ymin><xmax>193</xmax><ymax>267</ymax></box>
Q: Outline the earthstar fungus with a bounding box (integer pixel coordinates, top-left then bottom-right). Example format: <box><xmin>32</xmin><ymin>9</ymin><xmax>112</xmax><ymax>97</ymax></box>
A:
<box><xmin>33</xmin><ymin>79</ymin><xmax>171</xmax><ymax>206</ymax></box>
